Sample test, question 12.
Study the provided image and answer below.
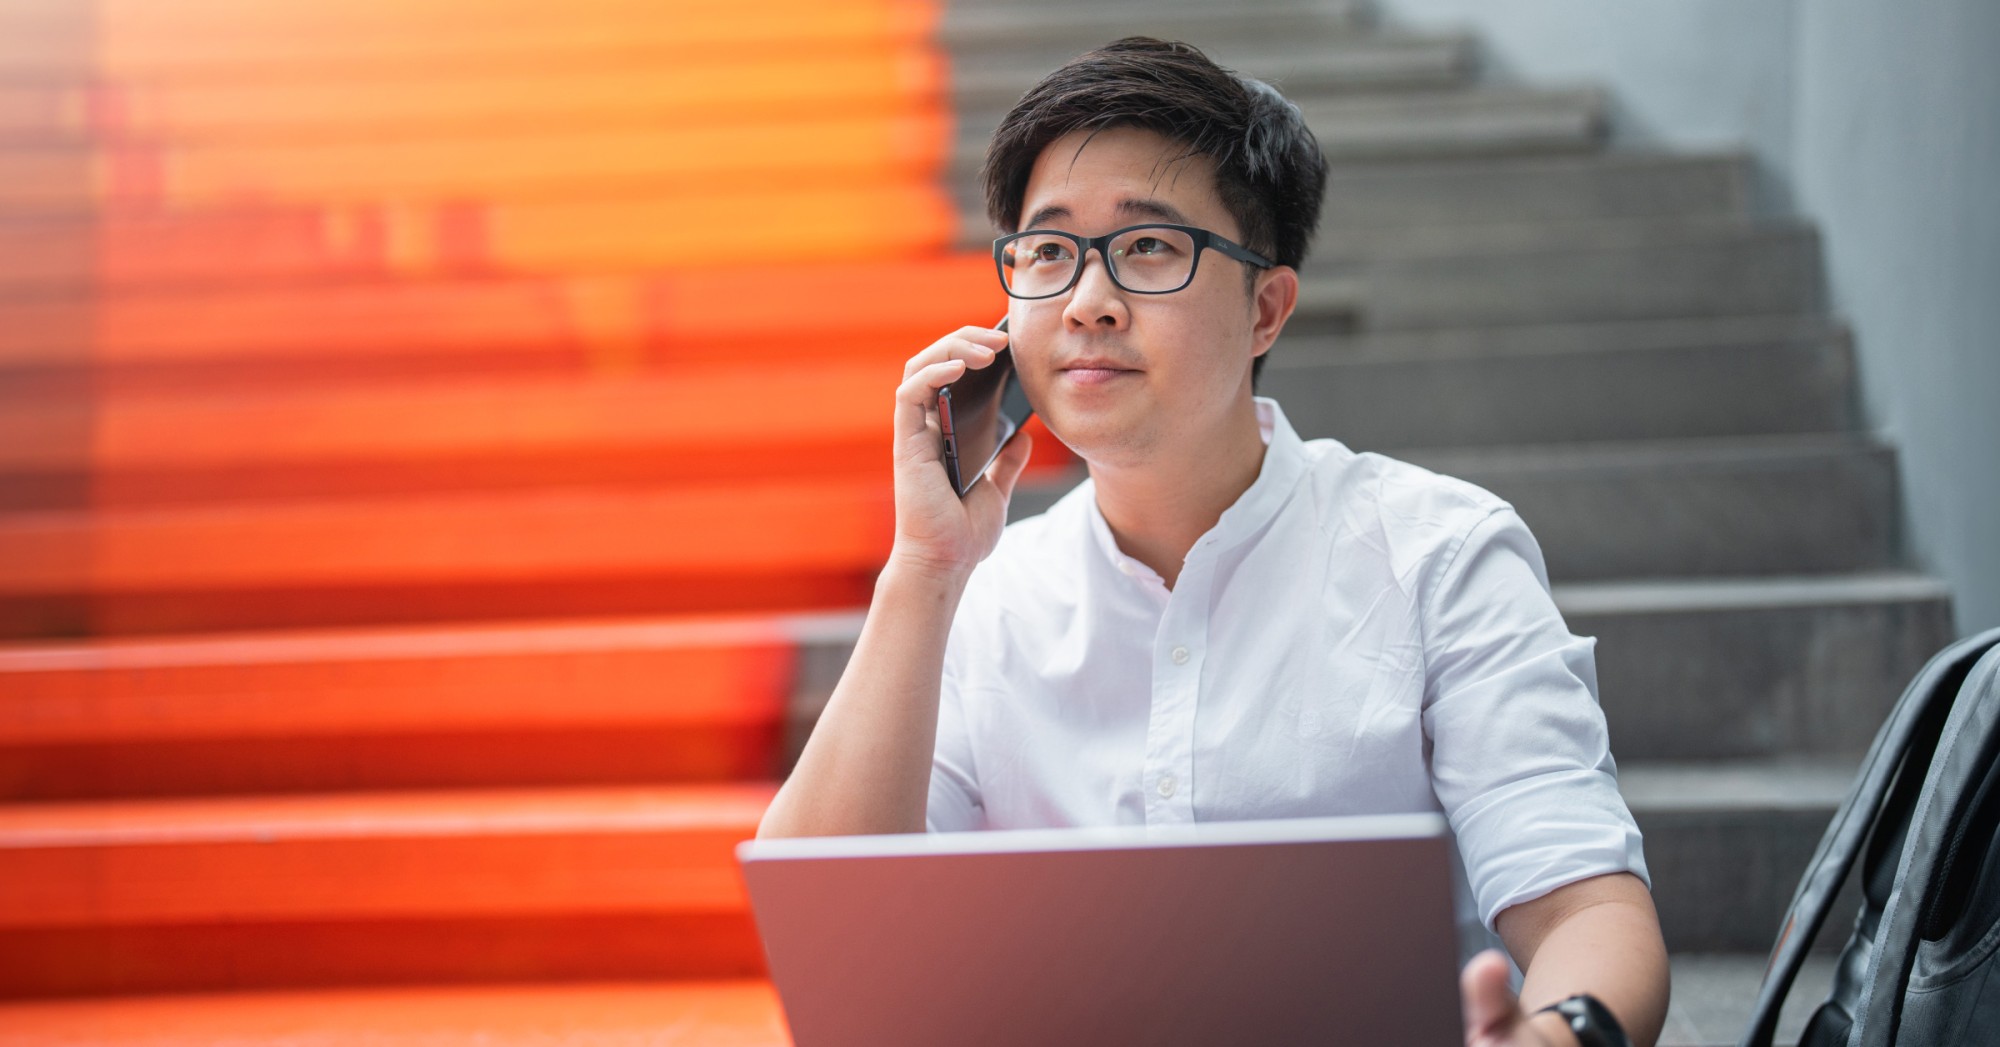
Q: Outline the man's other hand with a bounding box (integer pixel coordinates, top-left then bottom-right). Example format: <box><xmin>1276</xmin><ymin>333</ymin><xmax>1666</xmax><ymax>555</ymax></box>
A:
<box><xmin>1462</xmin><ymin>949</ymin><xmax>1569</xmax><ymax>1047</ymax></box>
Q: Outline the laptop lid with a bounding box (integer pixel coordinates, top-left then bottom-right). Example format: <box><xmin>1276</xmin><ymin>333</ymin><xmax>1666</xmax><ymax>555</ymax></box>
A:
<box><xmin>737</xmin><ymin>814</ymin><xmax>1464</xmax><ymax>1046</ymax></box>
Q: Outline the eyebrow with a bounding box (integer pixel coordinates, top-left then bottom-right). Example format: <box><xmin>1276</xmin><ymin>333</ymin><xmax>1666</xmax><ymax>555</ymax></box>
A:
<box><xmin>1022</xmin><ymin>197</ymin><xmax>1193</xmax><ymax>231</ymax></box>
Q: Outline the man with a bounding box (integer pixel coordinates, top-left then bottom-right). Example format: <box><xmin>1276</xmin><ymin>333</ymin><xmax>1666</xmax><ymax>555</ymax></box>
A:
<box><xmin>759</xmin><ymin>37</ymin><xmax>1669</xmax><ymax>1047</ymax></box>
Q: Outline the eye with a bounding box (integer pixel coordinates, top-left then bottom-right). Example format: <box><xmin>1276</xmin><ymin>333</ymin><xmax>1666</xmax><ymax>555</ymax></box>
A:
<box><xmin>1130</xmin><ymin>236</ymin><xmax>1169</xmax><ymax>255</ymax></box>
<box><xmin>1032</xmin><ymin>241</ymin><xmax>1073</xmax><ymax>262</ymax></box>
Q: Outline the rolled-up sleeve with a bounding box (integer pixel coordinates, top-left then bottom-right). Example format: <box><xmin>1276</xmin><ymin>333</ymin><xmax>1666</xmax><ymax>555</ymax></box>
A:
<box><xmin>1420</xmin><ymin>507</ymin><xmax>1649</xmax><ymax>930</ymax></box>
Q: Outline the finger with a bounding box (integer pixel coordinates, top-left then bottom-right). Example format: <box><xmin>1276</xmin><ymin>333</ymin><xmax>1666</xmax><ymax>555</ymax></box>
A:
<box><xmin>892</xmin><ymin>359</ymin><xmax>968</xmax><ymax>460</ymax></box>
<box><xmin>951</xmin><ymin>324</ymin><xmax>1010</xmax><ymax>347</ymax></box>
<box><xmin>989</xmin><ymin>430</ymin><xmax>1035</xmax><ymax>503</ymax></box>
<box><xmin>901</xmin><ymin>333</ymin><xmax>1004</xmax><ymax>380</ymax></box>
<box><xmin>1459</xmin><ymin>949</ymin><xmax>1520</xmax><ymax>1046</ymax></box>
<box><xmin>895</xmin><ymin>358</ymin><xmax>967</xmax><ymax>410</ymax></box>
<box><xmin>901</xmin><ymin>340</ymin><xmax>994</xmax><ymax>381</ymax></box>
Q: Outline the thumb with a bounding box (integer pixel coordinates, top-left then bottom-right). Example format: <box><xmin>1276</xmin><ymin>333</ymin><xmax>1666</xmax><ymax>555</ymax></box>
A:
<box><xmin>989</xmin><ymin>429</ymin><xmax>1035</xmax><ymax>502</ymax></box>
<box><xmin>1461</xmin><ymin>948</ymin><xmax>1521</xmax><ymax>1045</ymax></box>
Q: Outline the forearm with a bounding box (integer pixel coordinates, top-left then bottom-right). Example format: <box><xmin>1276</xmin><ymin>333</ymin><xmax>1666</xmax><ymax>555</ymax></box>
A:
<box><xmin>1510</xmin><ymin>884</ymin><xmax>1669</xmax><ymax>1047</ymax></box>
<box><xmin>756</xmin><ymin>560</ymin><xmax>968</xmax><ymax>838</ymax></box>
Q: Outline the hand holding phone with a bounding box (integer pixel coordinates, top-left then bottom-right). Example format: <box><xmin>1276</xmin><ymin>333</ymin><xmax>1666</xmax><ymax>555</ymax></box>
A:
<box><xmin>937</xmin><ymin>318</ymin><xmax>1036</xmax><ymax>497</ymax></box>
<box><xmin>887</xmin><ymin>322</ymin><xmax>1031</xmax><ymax>580</ymax></box>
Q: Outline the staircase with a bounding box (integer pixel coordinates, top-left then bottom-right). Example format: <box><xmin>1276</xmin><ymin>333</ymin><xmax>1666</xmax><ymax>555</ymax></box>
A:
<box><xmin>0</xmin><ymin>1</ymin><xmax>1956</xmax><ymax>1045</ymax></box>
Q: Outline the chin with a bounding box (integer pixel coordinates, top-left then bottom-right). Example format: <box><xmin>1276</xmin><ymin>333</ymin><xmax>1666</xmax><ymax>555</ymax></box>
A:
<box><xmin>1041</xmin><ymin>408</ymin><xmax>1151</xmax><ymax>470</ymax></box>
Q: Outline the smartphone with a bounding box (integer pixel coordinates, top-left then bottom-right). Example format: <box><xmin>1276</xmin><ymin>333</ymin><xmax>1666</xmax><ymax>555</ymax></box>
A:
<box><xmin>938</xmin><ymin>318</ymin><xmax>1035</xmax><ymax>497</ymax></box>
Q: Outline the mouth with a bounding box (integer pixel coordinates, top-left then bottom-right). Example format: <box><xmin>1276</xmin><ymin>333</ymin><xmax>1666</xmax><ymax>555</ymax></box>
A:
<box><xmin>1058</xmin><ymin>357</ymin><xmax>1140</xmax><ymax>376</ymax></box>
<box><xmin>1058</xmin><ymin>363</ymin><xmax>1138</xmax><ymax>387</ymax></box>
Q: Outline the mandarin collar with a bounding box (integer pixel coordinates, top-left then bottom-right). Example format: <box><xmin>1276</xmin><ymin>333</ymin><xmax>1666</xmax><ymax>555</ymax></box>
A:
<box><xmin>1084</xmin><ymin>397</ymin><xmax>1312</xmax><ymax>579</ymax></box>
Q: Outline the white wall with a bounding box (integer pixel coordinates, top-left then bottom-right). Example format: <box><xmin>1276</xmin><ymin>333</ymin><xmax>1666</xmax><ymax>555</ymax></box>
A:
<box><xmin>1377</xmin><ymin>0</ymin><xmax>2000</xmax><ymax>634</ymax></box>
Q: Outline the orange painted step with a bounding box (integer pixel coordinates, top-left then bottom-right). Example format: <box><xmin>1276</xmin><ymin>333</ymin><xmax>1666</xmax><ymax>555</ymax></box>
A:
<box><xmin>2</xmin><ymin>364</ymin><xmax>893</xmax><ymax>505</ymax></box>
<box><xmin>0</xmin><ymin>478</ymin><xmax>894</xmax><ymax>637</ymax></box>
<box><xmin>0</xmin><ymin>784</ymin><xmax>775</xmax><ymax>997</ymax></box>
<box><xmin>0</xmin><ymin>107</ymin><xmax>949</xmax><ymax>210</ymax></box>
<box><xmin>0</xmin><ymin>49</ymin><xmax>943</xmax><ymax>142</ymax></box>
<box><xmin>0</xmin><ymin>980</ymin><xmax>791</xmax><ymax>1046</ymax></box>
<box><xmin>0</xmin><ymin>255</ymin><xmax>998</xmax><ymax>376</ymax></box>
<box><xmin>0</xmin><ymin>177</ymin><xmax>962</xmax><ymax>288</ymax></box>
<box><xmin>0</xmin><ymin>364</ymin><xmax>1076</xmax><ymax>510</ymax></box>
<box><xmin>0</xmin><ymin>203</ymin><xmax>374</xmax><ymax>290</ymax></box>
<box><xmin>0</xmin><ymin>0</ymin><xmax>935</xmax><ymax>78</ymax></box>
<box><xmin>0</xmin><ymin>611</ymin><xmax>861</xmax><ymax>799</ymax></box>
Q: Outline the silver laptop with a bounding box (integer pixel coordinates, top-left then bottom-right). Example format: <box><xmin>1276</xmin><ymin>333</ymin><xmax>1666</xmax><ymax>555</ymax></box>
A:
<box><xmin>737</xmin><ymin>814</ymin><xmax>1464</xmax><ymax>1046</ymax></box>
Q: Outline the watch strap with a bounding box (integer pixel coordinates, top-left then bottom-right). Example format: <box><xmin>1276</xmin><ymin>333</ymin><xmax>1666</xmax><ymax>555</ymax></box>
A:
<box><xmin>1536</xmin><ymin>994</ymin><xmax>1631</xmax><ymax>1047</ymax></box>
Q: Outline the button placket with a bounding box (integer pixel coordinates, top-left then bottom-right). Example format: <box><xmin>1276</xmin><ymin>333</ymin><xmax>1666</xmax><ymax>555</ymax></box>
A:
<box><xmin>1143</xmin><ymin>551</ymin><xmax>1213</xmax><ymax>824</ymax></box>
<box><xmin>1142</xmin><ymin>625</ymin><xmax>1193</xmax><ymax>824</ymax></box>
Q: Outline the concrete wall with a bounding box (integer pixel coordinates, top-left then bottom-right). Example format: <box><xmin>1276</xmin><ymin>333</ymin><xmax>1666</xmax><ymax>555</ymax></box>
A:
<box><xmin>1790</xmin><ymin>0</ymin><xmax>2000</xmax><ymax>636</ymax></box>
<box><xmin>1377</xmin><ymin>0</ymin><xmax>2000</xmax><ymax>634</ymax></box>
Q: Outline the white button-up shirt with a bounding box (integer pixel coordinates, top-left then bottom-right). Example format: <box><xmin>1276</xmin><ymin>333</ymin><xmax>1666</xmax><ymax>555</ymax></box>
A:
<box><xmin>928</xmin><ymin>398</ymin><xmax>1648</xmax><ymax>932</ymax></box>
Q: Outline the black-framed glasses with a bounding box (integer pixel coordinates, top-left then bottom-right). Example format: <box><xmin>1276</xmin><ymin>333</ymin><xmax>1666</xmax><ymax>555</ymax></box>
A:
<box><xmin>993</xmin><ymin>223</ymin><xmax>1275</xmax><ymax>300</ymax></box>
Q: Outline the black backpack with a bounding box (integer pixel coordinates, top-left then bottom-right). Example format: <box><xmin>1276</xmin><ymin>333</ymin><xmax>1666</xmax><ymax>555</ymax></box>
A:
<box><xmin>1743</xmin><ymin>627</ymin><xmax>2000</xmax><ymax>1047</ymax></box>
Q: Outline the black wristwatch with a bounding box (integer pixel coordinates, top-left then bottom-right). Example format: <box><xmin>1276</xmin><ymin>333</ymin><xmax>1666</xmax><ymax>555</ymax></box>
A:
<box><xmin>1536</xmin><ymin>994</ymin><xmax>1630</xmax><ymax>1047</ymax></box>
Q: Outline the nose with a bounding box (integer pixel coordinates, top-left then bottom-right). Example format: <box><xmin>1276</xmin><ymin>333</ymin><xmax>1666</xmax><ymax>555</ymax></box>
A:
<box><xmin>1060</xmin><ymin>245</ymin><xmax>1130</xmax><ymax>333</ymax></box>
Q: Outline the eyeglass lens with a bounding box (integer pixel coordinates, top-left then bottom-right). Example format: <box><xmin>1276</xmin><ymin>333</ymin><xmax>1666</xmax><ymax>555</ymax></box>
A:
<box><xmin>1000</xmin><ymin>226</ymin><xmax>1200</xmax><ymax>297</ymax></box>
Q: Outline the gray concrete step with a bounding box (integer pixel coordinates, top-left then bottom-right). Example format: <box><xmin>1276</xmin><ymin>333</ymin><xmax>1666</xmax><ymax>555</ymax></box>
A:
<box><xmin>1624</xmin><ymin>757</ymin><xmax>1860</xmax><ymax>955</ymax></box>
<box><xmin>1266</xmin><ymin>315</ymin><xmax>1854</xmax><ymax>448</ymax></box>
<box><xmin>952</xmin><ymin>86</ymin><xmax>1608</xmax><ymax>177</ymax></box>
<box><xmin>1321</xmin><ymin>152</ymin><xmax>1751</xmax><ymax>229</ymax></box>
<box><xmin>1309</xmin><ymin>214</ymin><xmax>1776</xmax><ymax>262</ymax></box>
<box><xmin>1406</xmin><ymin>434</ymin><xmax>1898</xmax><ymax>582</ymax></box>
<box><xmin>1566</xmin><ymin>573</ymin><xmax>1953</xmax><ymax>762</ymax></box>
<box><xmin>958</xmin><ymin>152</ymin><xmax>1750</xmax><ymax>243</ymax></box>
<box><xmin>951</xmin><ymin>34</ymin><xmax>1476</xmax><ymax>115</ymax></box>
<box><xmin>1284</xmin><ymin>312</ymin><xmax>1828</xmax><ymax>359</ymax></box>
<box><xmin>1288</xmin><ymin>87</ymin><xmax>1607</xmax><ymax>159</ymax></box>
<box><xmin>1663</xmin><ymin>952</ymin><xmax>1836</xmax><ymax>1047</ymax></box>
<box><xmin>1011</xmin><ymin>433</ymin><xmax>1900</xmax><ymax>582</ymax></box>
<box><xmin>1283</xmin><ymin>221</ymin><xmax>1822</xmax><ymax>331</ymax></box>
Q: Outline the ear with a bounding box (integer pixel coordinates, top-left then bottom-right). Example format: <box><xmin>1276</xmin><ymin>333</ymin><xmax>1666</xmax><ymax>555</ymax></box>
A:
<box><xmin>1249</xmin><ymin>265</ymin><xmax>1300</xmax><ymax>359</ymax></box>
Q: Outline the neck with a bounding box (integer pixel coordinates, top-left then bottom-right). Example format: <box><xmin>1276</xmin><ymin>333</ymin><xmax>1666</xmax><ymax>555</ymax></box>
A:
<box><xmin>1090</xmin><ymin>398</ymin><xmax>1268</xmax><ymax>589</ymax></box>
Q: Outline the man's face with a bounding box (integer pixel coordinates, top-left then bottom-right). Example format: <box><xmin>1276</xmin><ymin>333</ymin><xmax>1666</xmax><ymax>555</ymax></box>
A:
<box><xmin>1006</xmin><ymin>126</ymin><xmax>1289</xmax><ymax>470</ymax></box>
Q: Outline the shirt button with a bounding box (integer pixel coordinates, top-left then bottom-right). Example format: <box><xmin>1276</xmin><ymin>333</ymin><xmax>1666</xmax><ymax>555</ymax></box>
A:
<box><xmin>1170</xmin><ymin>645</ymin><xmax>1190</xmax><ymax>665</ymax></box>
<box><xmin>1157</xmin><ymin>775</ymin><xmax>1178</xmax><ymax>798</ymax></box>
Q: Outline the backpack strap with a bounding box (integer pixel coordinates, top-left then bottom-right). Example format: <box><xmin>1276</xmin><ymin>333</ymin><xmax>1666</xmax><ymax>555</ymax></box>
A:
<box><xmin>1852</xmin><ymin>643</ymin><xmax>2000</xmax><ymax>1047</ymax></box>
<box><xmin>1739</xmin><ymin>628</ymin><xmax>2000</xmax><ymax>1047</ymax></box>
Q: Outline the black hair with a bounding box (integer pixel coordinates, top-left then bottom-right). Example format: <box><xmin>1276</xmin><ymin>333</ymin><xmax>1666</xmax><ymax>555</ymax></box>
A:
<box><xmin>980</xmin><ymin>38</ymin><xmax>1327</xmax><ymax>381</ymax></box>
